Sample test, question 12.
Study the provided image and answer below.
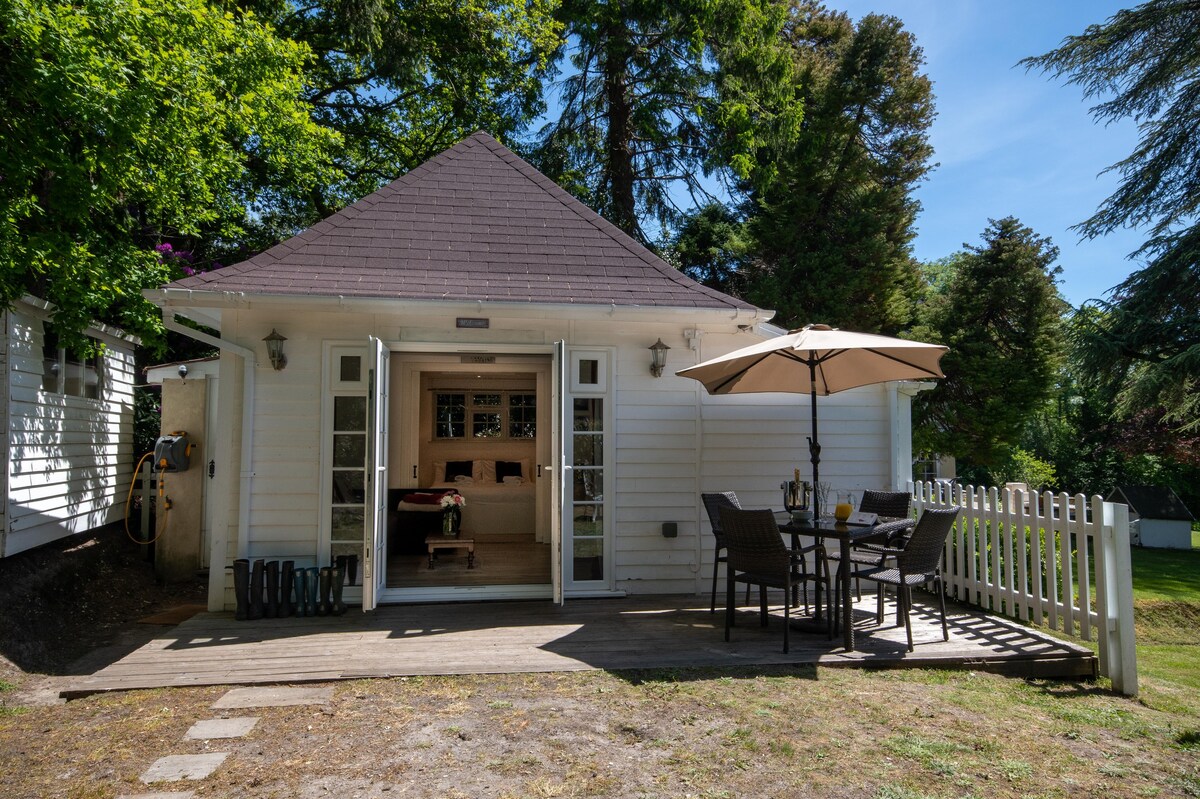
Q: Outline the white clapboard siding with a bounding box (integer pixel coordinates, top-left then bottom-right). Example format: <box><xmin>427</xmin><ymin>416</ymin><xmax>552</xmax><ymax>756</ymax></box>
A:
<box><xmin>249</xmin><ymin>362</ymin><xmax>322</xmax><ymax>542</ymax></box>
<box><xmin>3</xmin><ymin>301</ymin><xmax>137</xmax><ymax>557</ymax></box>
<box><xmin>195</xmin><ymin>311</ymin><xmax>910</xmax><ymax>605</ymax></box>
<box><xmin>596</xmin><ymin>327</ymin><xmax>897</xmax><ymax>596</ymax></box>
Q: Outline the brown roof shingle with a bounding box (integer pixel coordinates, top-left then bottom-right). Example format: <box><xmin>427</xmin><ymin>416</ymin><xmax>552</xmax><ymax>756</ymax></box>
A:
<box><xmin>165</xmin><ymin>132</ymin><xmax>756</xmax><ymax>311</ymax></box>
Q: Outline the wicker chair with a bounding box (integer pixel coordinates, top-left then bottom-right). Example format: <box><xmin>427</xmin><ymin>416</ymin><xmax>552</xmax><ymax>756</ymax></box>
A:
<box><xmin>849</xmin><ymin>506</ymin><xmax>960</xmax><ymax>651</ymax></box>
<box><xmin>718</xmin><ymin>506</ymin><xmax>831</xmax><ymax>653</ymax></box>
<box><xmin>701</xmin><ymin>492</ymin><xmax>742</xmax><ymax>614</ymax></box>
<box><xmin>824</xmin><ymin>490</ymin><xmax>916</xmax><ymax>613</ymax></box>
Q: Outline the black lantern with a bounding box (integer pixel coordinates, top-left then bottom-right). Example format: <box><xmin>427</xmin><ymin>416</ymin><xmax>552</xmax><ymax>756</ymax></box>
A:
<box><xmin>263</xmin><ymin>329</ymin><xmax>287</xmax><ymax>371</ymax></box>
<box><xmin>649</xmin><ymin>338</ymin><xmax>670</xmax><ymax>378</ymax></box>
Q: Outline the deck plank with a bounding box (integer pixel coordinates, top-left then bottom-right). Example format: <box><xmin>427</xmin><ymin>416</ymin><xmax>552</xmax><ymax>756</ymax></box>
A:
<box><xmin>61</xmin><ymin>595</ymin><xmax>1096</xmax><ymax>698</ymax></box>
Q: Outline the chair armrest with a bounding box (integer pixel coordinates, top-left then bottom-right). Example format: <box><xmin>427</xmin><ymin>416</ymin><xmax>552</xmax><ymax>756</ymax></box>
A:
<box><xmin>860</xmin><ymin>544</ymin><xmax>905</xmax><ymax>557</ymax></box>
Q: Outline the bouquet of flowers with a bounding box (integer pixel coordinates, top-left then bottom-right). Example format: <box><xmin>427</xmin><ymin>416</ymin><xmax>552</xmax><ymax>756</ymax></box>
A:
<box><xmin>440</xmin><ymin>493</ymin><xmax>466</xmax><ymax>509</ymax></box>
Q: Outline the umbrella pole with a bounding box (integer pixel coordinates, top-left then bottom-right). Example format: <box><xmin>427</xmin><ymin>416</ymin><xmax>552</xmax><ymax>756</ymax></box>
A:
<box><xmin>808</xmin><ymin>361</ymin><xmax>821</xmax><ymax>518</ymax></box>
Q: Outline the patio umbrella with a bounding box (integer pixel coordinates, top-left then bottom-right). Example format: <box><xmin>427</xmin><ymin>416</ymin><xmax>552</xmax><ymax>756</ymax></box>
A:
<box><xmin>676</xmin><ymin>324</ymin><xmax>948</xmax><ymax>516</ymax></box>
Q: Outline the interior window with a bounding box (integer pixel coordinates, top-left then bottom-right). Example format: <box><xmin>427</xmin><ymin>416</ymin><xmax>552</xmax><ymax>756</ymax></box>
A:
<box><xmin>435</xmin><ymin>393</ymin><xmax>467</xmax><ymax>438</ymax></box>
<box><xmin>434</xmin><ymin>390</ymin><xmax>536</xmax><ymax>440</ymax></box>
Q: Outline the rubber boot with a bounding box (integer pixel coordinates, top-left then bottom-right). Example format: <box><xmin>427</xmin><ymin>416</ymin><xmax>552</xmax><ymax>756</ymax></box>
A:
<box><xmin>293</xmin><ymin>568</ymin><xmax>308</xmax><ymax>617</ymax></box>
<box><xmin>316</xmin><ymin>567</ymin><xmax>332</xmax><ymax>616</ymax></box>
<box><xmin>331</xmin><ymin>564</ymin><xmax>347</xmax><ymax>615</ymax></box>
<box><xmin>306</xmin><ymin>567</ymin><xmax>320</xmax><ymax>617</ymax></box>
<box><xmin>345</xmin><ymin>554</ymin><xmax>358</xmax><ymax>587</ymax></box>
<box><xmin>233</xmin><ymin>559</ymin><xmax>250</xmax><ymax>621</ymax></box>
<box><xmin>280</xmin><ymin>561</ymin><xmax>295</xmax><ymax>617</ymax></box>
<box><xmin>265</xmin><ymin>560</ymin><xmax>280</xmax><ymax>619</ymax></box>
<box><xmin>248</xmin><ymin>559</ymin><xmax>265</xmax><ymax>620</ymax></box>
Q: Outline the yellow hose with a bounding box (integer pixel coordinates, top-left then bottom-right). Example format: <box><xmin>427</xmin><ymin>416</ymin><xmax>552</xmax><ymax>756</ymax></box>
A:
<box><xmin>125</xmin><ymin>451</ymin><xmax>170</xmax><ymax>545</ymax></box>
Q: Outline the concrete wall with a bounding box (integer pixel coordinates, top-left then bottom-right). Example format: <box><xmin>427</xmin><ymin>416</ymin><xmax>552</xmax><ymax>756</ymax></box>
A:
<box><xmin>155</xmin><ymin>377</ymin><xmax>208</xmax><ymax>581</ymax></box>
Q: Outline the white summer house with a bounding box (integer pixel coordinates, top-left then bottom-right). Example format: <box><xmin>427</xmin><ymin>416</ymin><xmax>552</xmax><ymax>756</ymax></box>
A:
<box><xmin>145</xmin><ymin>132</ymin><xmax>926</xmax><ymax>612</ymax></box>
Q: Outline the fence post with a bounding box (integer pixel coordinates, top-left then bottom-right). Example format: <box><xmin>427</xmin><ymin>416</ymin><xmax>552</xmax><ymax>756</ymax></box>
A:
<box><xmin>1099</xmin><ymin>500</ymin><xmax>1137</xmax><ymax>697</ymax></box>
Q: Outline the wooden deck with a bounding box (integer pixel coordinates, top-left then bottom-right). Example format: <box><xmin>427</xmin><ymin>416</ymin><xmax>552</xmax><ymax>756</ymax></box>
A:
<box><xmin>61</xmin><ymin>594</ymin><xmax>1097</xmax><ymax>698</ymax></box>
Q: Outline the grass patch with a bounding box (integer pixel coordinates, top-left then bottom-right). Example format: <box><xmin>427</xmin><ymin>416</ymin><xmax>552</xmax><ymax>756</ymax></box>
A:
<box><xmin>1122</xmin><ymin>539</ymin><xmax>1200</xmax><ymax>720</ymax></box>
<box><xmin>1130</xmin><ymin>545</ymin><xmax>1200</xmax><ymax>602</ymax></box>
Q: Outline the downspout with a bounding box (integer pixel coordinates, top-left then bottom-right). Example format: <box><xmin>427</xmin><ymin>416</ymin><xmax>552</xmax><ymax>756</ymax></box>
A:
<box><xmin>161</xmin><ymin>312</ymin><xmax>257</xmax><ymax>559</ymax></box>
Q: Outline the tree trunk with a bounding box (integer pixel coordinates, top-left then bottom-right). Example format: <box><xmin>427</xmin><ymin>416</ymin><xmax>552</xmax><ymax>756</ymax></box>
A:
<box><xmin>603</xmin><ymin>22</ymin><xmax>638</xmax><ymax>237</ymax></box>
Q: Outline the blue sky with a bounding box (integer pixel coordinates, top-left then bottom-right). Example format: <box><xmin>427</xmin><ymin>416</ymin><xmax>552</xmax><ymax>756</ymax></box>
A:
<box><xmin>838</xmin><ymin>0</ymin><xmax>1144</xmax><ymax>307</ymax></box>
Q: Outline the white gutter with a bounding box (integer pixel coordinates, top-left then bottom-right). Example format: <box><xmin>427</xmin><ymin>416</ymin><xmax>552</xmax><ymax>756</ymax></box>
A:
<box><xmin>148</xmin><ymin>288</ymin><xmax>776</xmax><ymax>328</ymax></box>
<box><xmin>162</xmin><ymin>311</ymin><xmax>258</xmax><ymax>559</ymax></box>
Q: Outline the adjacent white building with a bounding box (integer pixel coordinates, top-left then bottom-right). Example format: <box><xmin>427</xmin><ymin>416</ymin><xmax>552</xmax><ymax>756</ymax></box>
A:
<box><xmin>1</xmin><ymin>295</ymin><xmax>138</xmax><ymax>557</ymax></box>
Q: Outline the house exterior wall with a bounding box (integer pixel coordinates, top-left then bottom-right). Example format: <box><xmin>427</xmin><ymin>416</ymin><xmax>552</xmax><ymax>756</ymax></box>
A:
<box><xmin>1133</xmin><ymin>518</ymin><xmax>1193</xmax><ymax>550</ymax></box>
<box><xmin>614</xmin><ymin>328</ymin><xmax>893</xmax><ymax>596</ymax></box>
<box><xmin>194</xmin><ymin>303</ymin><xmax>904</xmax><ymax>607</ymax></box>
<box><xmin>2</xmin><ymin>298</ymin><xmax>137</xmax><ymax>557</ymax></box>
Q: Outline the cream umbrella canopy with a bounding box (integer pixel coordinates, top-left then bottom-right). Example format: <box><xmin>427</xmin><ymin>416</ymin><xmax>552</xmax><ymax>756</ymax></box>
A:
<box><xmin>676</xmin><ymin>324</ymin><xmax>948</xmax><ymax>516</ymax></box>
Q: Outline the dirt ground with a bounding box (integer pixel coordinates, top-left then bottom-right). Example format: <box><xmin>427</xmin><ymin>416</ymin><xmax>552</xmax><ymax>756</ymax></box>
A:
<box><xmin>0</xmin><ymin>522</ymin><xmax>207</xmax><ymax>703</ymax></box>
<box><xmin>1</xmin><ymin>525</ymin><xmax>1198</xmax><ymax>798</ymax></box>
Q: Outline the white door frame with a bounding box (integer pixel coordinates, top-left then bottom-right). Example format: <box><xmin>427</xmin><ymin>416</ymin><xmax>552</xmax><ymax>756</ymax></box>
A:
<box><xmin>362</xmin><ymin>336</ymin><xmax>390</xmax><ymax>610</ymax></box>
<box><xmin>377</xmin><ymin>342</ymin><xmax>561</xmax><ymax>603</ymax></box>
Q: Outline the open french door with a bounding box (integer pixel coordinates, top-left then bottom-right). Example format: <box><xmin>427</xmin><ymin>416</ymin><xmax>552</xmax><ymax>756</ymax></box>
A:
<box><xmin>362</xmin><ymin>336</ymin><xmax>390</xmax><ymax>611</ymax></box>
<box><xmin>551</xmin><ymin>340</ymin><xmax>566</xmax><ymax>605</ymax></box>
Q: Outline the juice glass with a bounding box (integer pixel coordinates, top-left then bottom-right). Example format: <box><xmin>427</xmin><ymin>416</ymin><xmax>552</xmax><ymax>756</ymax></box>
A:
<box><xmin>834</xmin><ymin>491</ymin><xmax>855</xmax><ymax>522</ymax></box>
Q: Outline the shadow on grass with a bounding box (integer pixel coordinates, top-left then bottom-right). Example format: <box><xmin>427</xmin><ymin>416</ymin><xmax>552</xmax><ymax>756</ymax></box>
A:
<box><xmin>610</xmin><ymin>663</ymin><xmax>819</xmax><ymax>685</ymax></box>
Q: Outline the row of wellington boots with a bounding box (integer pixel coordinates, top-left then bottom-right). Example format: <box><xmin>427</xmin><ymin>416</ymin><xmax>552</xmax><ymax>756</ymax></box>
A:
<box><xmin>237</xmin><ymin>559</ymin><xmax>349</xmax><ymax>619</ymax></box>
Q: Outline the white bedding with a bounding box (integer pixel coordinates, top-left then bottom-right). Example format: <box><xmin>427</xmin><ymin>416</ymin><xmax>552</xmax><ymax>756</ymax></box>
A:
<box><xmin>433</xmin><ymin>481</ymin><xmax>538</xmax><ymax>540</ymax></box>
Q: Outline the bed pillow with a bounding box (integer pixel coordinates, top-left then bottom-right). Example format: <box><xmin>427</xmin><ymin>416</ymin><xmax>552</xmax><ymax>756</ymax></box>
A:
<box><xmin>474</xmin><ymin>459</ymin><xmax>496</xmax><ymax>482</ymax></box>
<box><xmin>496</xmin><ymin>460</ymin><xmax>523</xmax><ymax>482</ymax></box>
<box><xmin>444</xmin><ymin>460</ymin><xmax>473</xmax><ymax>481</ymax></box>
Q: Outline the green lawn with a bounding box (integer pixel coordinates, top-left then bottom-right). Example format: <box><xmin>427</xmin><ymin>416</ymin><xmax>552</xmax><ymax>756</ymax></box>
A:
<box><xmin>1128</xmin><ymin>530</ymin><xmax>1200</xmax><ymax>720</ymax></box>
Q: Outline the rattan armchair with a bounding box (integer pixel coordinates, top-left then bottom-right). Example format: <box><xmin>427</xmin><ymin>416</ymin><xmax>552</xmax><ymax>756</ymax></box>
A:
<box><xmin>823</xmin><ymin>490</ymin><xmax>916</xmax><ymax>612</ymax></box>
<box><xmin>849</xmin><ymin>506</ymin><xmax>960</xmax><ymax>651</ymax></box>
<box><xmin>718</xmin><ymin>506</ymin><xmax>831</xmax><ymax>653</ymax></box>
<box><xmin>701</xmin><ymin>492</ymin><xmax>741</xmax><ymax>613</ymax></box>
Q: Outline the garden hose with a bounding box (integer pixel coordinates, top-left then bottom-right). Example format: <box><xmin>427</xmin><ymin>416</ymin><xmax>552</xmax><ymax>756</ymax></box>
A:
<box><xmin>124</xmin><ymin>451</ymin><xmax>170</xmax><ymax>545</ymax></box>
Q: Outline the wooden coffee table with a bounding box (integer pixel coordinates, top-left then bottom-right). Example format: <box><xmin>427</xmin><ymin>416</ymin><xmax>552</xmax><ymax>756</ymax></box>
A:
<box><xmin>425</xmin><ymin>535</ymin><xmax>475</xmax><ymax>569</ymax></box>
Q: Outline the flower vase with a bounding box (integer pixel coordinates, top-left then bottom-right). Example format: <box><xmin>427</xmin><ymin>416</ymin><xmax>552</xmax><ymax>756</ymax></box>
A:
<box><xmin>442</xmin><ymin>509</ymin><xmax>458</xmax><ymax>537</ymax></box>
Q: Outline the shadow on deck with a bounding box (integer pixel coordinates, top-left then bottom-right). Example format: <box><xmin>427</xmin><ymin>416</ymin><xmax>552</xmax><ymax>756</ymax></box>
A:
<box><xmin>61</xmin><ymin>594</ymin><xmax>1097</xmax><ymax>698</ymax></box>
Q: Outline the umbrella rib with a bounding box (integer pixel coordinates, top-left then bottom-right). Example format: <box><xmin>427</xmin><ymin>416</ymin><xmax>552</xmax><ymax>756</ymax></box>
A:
<box><xmin>708</xmin><ymin>352</ymin><xmax>777</xmax><ymax>394</ymax></box>
<box><xmin>861</xmin><ymin>347</ymin><xmax>945</xmax><ymax>377</ymax></box>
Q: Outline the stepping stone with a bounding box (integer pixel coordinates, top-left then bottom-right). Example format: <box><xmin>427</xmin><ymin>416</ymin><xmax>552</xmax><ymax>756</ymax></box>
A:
<box><xmin>185</xmin><ymin>717</ymin><xmax>259</xmax><ymax>740</ymax></box>
<box><xmin>117</xmin><ymin>792</ymin><xmax>196</xmax><ymax>799</ymax></box>
<box><xmin>140</xmin><ymin>753</ymin><xmax>229</xmax><ymax>783</ymax></box>
<box><xmin>212</xmin><ymin>686</ymin><xmax>332</xmax><ymax>709</ymax></box>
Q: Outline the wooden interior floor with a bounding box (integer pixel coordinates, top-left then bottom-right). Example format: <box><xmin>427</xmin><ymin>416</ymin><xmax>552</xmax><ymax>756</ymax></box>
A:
<box><xmin>62</xmin><ymin>594</ymin><xmax>1097</xmax><ymax>698</ymax></box>
<box><xmin>386</xmin><ymin>538</ymin><xmax>551</xmax><ymax>587</ymax></box>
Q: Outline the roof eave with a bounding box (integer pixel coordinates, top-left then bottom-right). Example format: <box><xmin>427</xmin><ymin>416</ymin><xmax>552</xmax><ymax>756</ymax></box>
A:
<box><xmin>146</xmin><ymin>287</ymin><xmax>774</xmax><ymax>327</ymax></box>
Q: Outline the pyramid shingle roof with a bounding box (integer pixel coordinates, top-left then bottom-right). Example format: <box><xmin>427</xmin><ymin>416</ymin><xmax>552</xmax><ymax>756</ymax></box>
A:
<box><xmin>165</xmin><ymin>132</ymin><xmax>756</xmax><ymax>311</ymax></box>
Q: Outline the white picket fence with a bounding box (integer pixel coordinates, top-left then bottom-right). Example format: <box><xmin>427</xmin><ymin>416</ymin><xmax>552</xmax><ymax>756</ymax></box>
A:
<box><xmin>910</xmin><ymin>481</ymin><xmax>1137</xmax><ymax>696</ymax></box>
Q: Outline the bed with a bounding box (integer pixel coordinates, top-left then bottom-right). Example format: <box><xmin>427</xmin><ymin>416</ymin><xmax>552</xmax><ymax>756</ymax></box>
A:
<box><xmin>429</xmin><ymin>457</ymin><xmax>539</xmax><ymax>541</ymax></box>
<box><xmin>434</xmin><ymin>481</ymin><xmax>537</xmax><ymax>540</ymax></box>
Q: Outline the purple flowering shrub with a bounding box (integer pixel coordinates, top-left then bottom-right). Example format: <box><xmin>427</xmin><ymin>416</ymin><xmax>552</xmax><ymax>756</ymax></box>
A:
<box><xmin>154</xmin><ymin>242</ymin><xmax>223</xmax><ymax>277</ymax></box>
